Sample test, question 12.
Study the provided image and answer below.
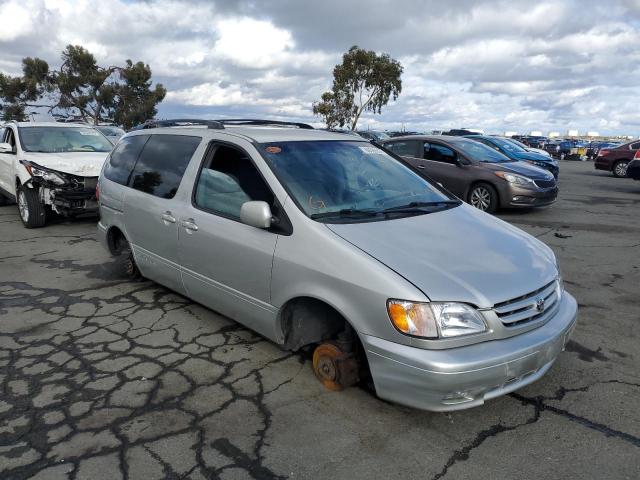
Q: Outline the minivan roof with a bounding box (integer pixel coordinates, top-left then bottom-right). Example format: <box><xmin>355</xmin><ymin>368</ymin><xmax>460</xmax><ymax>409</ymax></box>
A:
<box><xmin>129</xmin><ymin>125</ymin><xmax>364</xmax><ymax>144</ymax></box>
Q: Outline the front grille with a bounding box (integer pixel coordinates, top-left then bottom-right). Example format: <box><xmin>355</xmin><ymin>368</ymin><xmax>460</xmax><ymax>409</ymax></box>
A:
<box><xmin>534</xmin><ymin>179</ymin><xmax>556</xmax><ymax>188</ymax></box>
<box><xmin>493</xmin><ymin>280</ymin><xmax>559</xmax><ymax>327</ymax></box>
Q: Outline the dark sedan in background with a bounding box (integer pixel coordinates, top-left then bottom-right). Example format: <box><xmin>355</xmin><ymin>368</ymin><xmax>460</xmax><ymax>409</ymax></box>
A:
<box><xmin>627</xmin><ymin>155</ymin><xmax>640</xmax><ymax>180</ymax></box>
<box><xmin>466</xmin><ymin>135</ymin><xmax>559</xmax><ymax>178</ymax></box>
<box><xmin>382</xmin><ymin>136</ymin><xmax>557</xmax><ymax>213</ymax></box>
<box><xmin>594</xmin><ymin>139</ymin><xmax>640</xmax><ymax>177</ymax></box>
<box><xmin>357</xmin><ymin>130</ymin><xmax>391</xmax><ymax>142</ymax></box>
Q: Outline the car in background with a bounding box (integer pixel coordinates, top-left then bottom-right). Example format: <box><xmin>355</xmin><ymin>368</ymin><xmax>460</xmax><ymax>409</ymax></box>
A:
<box><xmin>501</xmin><ymin>137</ymin><xmax>552</xmax><ymax>158</ymax></box>
<box><xmin>466</xmin><ymin>135</ymin><xmax>559</xmax><ymax>178</ymax></box>
<box><xmin>443</xmin><ymin>128</ymin><xmax>482</xmax><ymax>136</ymax></box>
<box><xmin>381</xmin><ymin>135</ymin><xmax>557</xmax><ymax>213</ymax></box>
<box><xmin>357</xmin><ymin>130</ymin><xmax>391</xmax><ymax>142</ymax></box>
<box><xmin>558</xmin><ymin>139</ymin><xmax>589</xmax><ymax>160</ymax></box>
<box><xmin>0</xmin><ymin>121</ymin><xmax>112</xmax><ymax>227</ymax></box>
<box><xmin>626</xmin><ymin>152</ymin><xmax>640</xmax><ymax>180</ymax></box>
<box><xmin>594</xmin><ymin>140</ymin><xmax>640</xmax><ymax>177</ymax></box>
<box><xmin>514</xmin><ymin>136</ymin><xmax>548</xmax><ymax>149</ymax></box>
<box><xmin>96</xmin><ymin>125</ymin><xmax>125</xmax><ymax>144</ymax></box>
<box><xmin>587</xmin><ymin>141</ymin><xmax>621</xmax><ymax>160</ymax></box>
<box><xmin>388</xmin><ymin>130</ymin><xmax>422</xmax><ymax>137</ymax></box>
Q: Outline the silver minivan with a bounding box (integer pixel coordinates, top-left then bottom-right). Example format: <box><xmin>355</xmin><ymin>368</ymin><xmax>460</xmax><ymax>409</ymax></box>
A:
<box><xmin>97</xmin><ymin>119</ymin><xmax>577</xmax><ymax>411</ymax></box>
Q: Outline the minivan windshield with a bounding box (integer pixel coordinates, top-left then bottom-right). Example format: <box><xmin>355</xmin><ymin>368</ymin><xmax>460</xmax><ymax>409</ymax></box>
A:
<box><xmin>455</xmin><ymin>139</ymin><xmax>513</xmax><ymax>163</ymax></box>
<box><xmin>261</xmin><ymin>141</ymin><xmax>458</xmax><ymax>222</ymax></box>
<box><xmin>19</xmin><ymin>126</ymin><xmax>113</xmax><ymax>153</ymax></box>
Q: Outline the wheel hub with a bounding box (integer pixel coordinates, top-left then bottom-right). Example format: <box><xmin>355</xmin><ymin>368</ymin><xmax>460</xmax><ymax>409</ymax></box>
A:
<box><xmin>18</xmin><ymin>191</ymin><xmax>28</xmax><ymax>221</ymax></box>
<box><xmin>312</xmin><ymin>342</ymin><xmax>359</xmax><ymax>391</ymax></box>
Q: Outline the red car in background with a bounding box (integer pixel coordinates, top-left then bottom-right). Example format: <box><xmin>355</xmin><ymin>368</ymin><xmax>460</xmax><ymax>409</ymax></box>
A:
<box><xmin>594</xmin><ymin>139</ymin><xmax>640</xmax><ymax>177</ymax></box>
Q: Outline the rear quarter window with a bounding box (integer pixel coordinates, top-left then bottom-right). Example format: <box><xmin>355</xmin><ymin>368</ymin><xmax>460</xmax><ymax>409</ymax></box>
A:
<box><xmin>103</xmin><ymin>135</ymin><xmax>149</xmax><ymax>185</ymax></box>
<box><xmin>129</xmin><ymin>134</ymin><xmax>201</xmax><ymax>199</ymax></box>
<box><xmin>384</xmin><ymin>141</ymin><xmax>418</xmax><ymax>156</ymax></box>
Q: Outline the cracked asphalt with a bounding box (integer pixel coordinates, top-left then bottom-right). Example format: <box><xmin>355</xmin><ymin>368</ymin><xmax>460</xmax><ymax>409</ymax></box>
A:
<box><xmin>1</xmin><ymin>161</ymin><xmax>639</xmax><ymax>480</ymax></box>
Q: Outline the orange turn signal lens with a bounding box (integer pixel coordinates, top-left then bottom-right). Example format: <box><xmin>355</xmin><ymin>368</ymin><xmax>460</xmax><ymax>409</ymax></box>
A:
<box><xmin>387</xmin><ymin>300</ymin><xmax>438</xmax><ymax>338</ymax></box>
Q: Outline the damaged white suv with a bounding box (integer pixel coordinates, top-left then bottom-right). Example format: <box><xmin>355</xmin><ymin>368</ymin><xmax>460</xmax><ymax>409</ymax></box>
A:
<box><xmin>0</xmin><ymin>121</ymin><xmax>113</xmax><ymax>228</ymax></box>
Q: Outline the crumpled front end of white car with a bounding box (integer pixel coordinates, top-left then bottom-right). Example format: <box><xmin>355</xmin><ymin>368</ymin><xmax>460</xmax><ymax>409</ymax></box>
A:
<box><xmin>21</xmin><ymin>160</ymin><xmax>98</xmax><ymax>216</ymax></box>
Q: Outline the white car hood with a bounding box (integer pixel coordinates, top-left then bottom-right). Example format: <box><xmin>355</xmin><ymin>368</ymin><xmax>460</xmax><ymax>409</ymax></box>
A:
<box><xmin>326</xmin><ymin>204</ymin><xmax>558</xmax><ymax>308</ymax></box>
<box><xmin>26</xmin><ymin>152</ymin><xmax>108</xmax><ymax>177</ymax></box>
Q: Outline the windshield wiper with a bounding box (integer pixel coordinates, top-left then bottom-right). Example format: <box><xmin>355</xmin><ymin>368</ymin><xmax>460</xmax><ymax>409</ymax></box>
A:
<box><xmin>382</xmin><ymin>200</ymin><xmax>460</xmax><ymax>214</ymax></box>
<box><xmin>310</xmin><ymin>208</ymin><xmax>381</xmax><ymax>220</ymax></box>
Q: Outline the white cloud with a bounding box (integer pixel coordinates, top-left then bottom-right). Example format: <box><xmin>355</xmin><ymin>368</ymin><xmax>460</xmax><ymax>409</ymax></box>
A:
<box><xmin>0</xmin><ymin>0</ymin><xmax>638</xmax><ymax>134</ymax></box>
<box><xmin>0</xmin><ymin>1</ymin><xmax>34</xmax><ymax>41</ymax></box>
<box><xmin>213</xmin><ymin>17</ymin><xmax>294</xmax><ymax>69</ymax></box>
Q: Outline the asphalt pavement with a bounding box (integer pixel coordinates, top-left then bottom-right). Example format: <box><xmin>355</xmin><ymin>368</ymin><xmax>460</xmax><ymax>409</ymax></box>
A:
<box><xmin>0</xmin><ymin>161</ymin><xmax>638</xmax><ymax>479</ymax></box>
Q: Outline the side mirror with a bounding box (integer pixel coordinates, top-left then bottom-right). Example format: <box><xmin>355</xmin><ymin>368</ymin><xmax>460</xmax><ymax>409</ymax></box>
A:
<box><xmin>240</xmin><ymin>201</ymin><xmax>272</xmax><ymax>229</ymax></box>
<box><xmin>0</xmin><ymin>142</ymin><xmax>13</xmax><ymax>153</ymax></box>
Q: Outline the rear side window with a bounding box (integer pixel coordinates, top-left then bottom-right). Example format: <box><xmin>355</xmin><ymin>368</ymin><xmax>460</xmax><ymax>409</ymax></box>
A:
<box><xmin>630</xmin><ymin>142</ymin><xmax>640</xmax><ymax>150</ymax></box>
<box><xmin>385</xmin><ymin>141</ymin><xmax>418</xmax><ymax>156</ymax></box>
<box><xmin>130</xmin><ymin>134</ymin><xmax>201</xmax><ymax>199</ymax></box>
<box><xmin>103</xmin><ymin>135</ymin><xmax>148</xmax><ymax>185</ymax></box>
<box><xmin>424</xmin><ymin>143</ymin><xmax>457</xmax><ymax>164</ymax></box>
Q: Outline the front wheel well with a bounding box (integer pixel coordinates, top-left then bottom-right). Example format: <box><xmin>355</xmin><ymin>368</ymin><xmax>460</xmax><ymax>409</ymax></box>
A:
<box><xmin>466</xmin><ymin>180</ymin><xmax>500</xmax><ymax>204</ymax></box>
<box><xmin>278</xmin><ymin>297</ymin><xmax>350</xmax><ymax>351</ymax></box>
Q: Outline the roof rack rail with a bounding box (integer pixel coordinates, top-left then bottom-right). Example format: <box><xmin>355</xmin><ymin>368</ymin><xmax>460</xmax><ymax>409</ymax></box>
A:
<box><xmin>219</xmin><ymin>119</ymin><xmax>314</xmax><ymax>129</ymax></box>
<box><xmin>140</xmin><ymin>119</ymin><xmax>224</xmax><ymax>130</ymax></box>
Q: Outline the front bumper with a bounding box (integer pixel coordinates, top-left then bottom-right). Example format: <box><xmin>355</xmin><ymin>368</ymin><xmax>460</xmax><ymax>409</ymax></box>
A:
<box><xmin>363</xmin><ymin>292</ymin><xmax>577</xmax><ymax>411</ymax></box>
<box><xmin>594</xmin><ymin>159</ymin><xmax>611</xmax><ymax>171</ymax></box>
<box><xmin>37</xmin><ymin>176</ymin><xmax>99</xmax><ymax>216</ymax></box>
<box><xmin>504</xmin><ymin>185</ymin><xmax>558</xmax><ymax>208</ymax></box>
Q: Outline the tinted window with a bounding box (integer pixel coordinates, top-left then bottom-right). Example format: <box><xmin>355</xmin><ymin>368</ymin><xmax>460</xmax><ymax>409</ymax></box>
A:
<box><xmin>194</xmin><ymin>144</ymin><xmax>274</xmax><ymax>220</ymax></box>
<box><xmin>130</xmin><ymin>135</ymin><xmax>201</xmax><ymax>199</ymax></box>
<box><xmin>630</xmin><ymin>142</ymin><xmax>640</xmax><ymax>150</ymax></box>
<box><xmin>385</xmin><ymin>141</ymin><xmax>418</xmax><ymax>156</ymax></box>
<box><xmin>424</xmin><ymin>143</ymin><xmax>457</xmax><ymax>164</ymax></box>
<box><xmin>103</xmin><ymin>135</ymin><xmax>148</xmax><ymax>185</ymax></box>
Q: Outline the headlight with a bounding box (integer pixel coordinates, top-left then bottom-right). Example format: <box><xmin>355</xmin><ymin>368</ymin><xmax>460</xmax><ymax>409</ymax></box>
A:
<box><xmin>387</xmin><ymin>300</ymin><xmax>487</xmax><ymax>339</ymax></box>
<box><xmin>494</xmin><ymin>171</ymin><xmax>536</xmax><ymax>187</ymax></box>
<box><xmin>21</xmin><ymin>161</ymin><xmax>67</xmax><ymax>186</ymax></box>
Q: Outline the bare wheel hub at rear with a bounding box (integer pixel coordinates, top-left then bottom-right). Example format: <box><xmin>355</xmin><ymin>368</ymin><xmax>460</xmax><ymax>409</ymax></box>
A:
<box><xmin>18</xmin><ymin>190</ymin><xmax>29</xmax><ymax>222</ymax></box>
<box><xmin>312</xmin><ymin>342</ymin><xmax>359</xmax><ymax>391</ymax></box>
<box><xmin>470</xmin><ymin>186</ymin><xmax>491</xmax><ymax>211</ymax></box>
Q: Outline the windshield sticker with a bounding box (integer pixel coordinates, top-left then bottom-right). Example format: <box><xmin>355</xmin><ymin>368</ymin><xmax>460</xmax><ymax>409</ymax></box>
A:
<box><xmin>359</xmin><ymin>146</ymin><xmax>385</xmax><ymax>155</ymax></box>
<box><xmin>265</xmin><ymin>146</ymin><xmax>281</xmax><ymax>154</ymax></box>
<box><xmin>78</xmin><ymin>129</ymin><xmax>100</xmax><ymax>136</ymax></box>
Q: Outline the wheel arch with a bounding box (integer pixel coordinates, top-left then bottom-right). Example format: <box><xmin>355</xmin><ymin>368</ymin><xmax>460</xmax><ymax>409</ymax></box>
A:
<box><xmin>466</xmin><ymin>180</ymin><xmax>502</xmax><ymax>206</ymax></box>
<box><xmin>276</xmin><ymin>295</ymin><xmax>356</xmax><ymax>351</ymax></box>
<box><xmin>105</xmin><ymin>225</ymin><xmax>129</xmax><ymax>255</ymax></box>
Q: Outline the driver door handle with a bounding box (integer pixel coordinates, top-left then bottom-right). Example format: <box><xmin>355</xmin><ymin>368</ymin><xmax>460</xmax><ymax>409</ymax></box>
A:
<box><xmin>416</xmin><ymin>164</ymin><xmax>426</xmax><ymax>169</ymax></box>
<box><xmin>161</xmin><ymin>211</ymin><xmax>176</xmax><ymax>224</ymax></box>
<box><xmin>181</xmin><ymin>219</ymin><xmax>199</xmax><ymax>232</ymax></box>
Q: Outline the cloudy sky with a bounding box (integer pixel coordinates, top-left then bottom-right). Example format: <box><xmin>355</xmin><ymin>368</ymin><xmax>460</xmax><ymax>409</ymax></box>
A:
<box><xmin>1</xmin><ymin>0</ymin><xmax>639</xmax><ymax>134</ymax></box>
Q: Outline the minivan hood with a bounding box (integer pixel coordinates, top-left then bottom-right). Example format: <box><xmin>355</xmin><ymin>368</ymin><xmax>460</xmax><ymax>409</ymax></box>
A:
<box><xmin>25</xmin><ymin>152</ymin><xmax>108</xmax><ymax>177</ymax></box>
<box><xmin>326</xmin><ymin>205</ymin><xmax>557</xmax><ymax>308</ymax></box>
